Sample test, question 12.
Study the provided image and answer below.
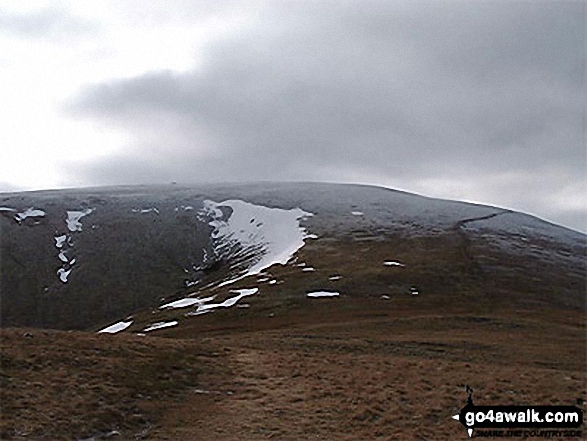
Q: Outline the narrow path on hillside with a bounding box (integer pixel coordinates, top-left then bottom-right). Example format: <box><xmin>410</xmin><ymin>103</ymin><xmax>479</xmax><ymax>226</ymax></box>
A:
<box><xmin>450</xmin><ymin>210</ymin><xmax>511</xmax><ymax>277</ymax></box>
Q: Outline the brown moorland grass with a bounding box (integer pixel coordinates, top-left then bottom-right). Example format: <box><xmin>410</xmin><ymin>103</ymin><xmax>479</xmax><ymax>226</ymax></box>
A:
<box><xmin>1</xmin><ymin>303</ymin><xmax>584</xmax><ymax>440</ymax></box>
<box><xmin>1</xmin><ymin>232</ymin><xmax>584</xmax><ymax>440</ymax></box>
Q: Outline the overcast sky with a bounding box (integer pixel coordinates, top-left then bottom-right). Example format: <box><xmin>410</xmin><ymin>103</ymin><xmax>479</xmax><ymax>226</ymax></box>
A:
<box><xmin>1</xmin><ymin>0</ymin><xmax>585</xmax><ymax>231</ymax></box>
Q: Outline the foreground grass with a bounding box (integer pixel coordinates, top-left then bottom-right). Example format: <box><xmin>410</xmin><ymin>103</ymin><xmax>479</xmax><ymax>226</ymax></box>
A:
<box><xmin>0</xmin><ymin>329</ymin><xmax>225</xmax><ymax>440</ymax></box>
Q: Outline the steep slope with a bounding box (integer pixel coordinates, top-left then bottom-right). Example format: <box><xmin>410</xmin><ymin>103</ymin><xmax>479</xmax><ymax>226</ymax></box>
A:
<box><xmin>0</xmin><ymin>183</ymin><xmax>585</xmax><ymax>329</ymax></box>
<box><xmin>0</xmin><ymin>182</ymin><xmax>584</xmax><ymax>330</ymax></box>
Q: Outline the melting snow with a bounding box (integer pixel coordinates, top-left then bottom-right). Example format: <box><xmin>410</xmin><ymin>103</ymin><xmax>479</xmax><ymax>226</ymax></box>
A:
<box><xmin>66</xmin><ymin>208</ymin><xmax>94</xmax><ymax>232</ymax></box>
<box><xmin>143</xmin><ymin>321</ymin><xmax>178</xmax><ymax>332</ymax></box>
<box><xmin>57</xmin><ymin>268</ymin><xmax>72</xmax><ymax>283</ymax></box>
<box><xmin>197</xmin><ymin>288</ymin><xmax>258</xmax><ymax>312</ymax></box>
<box><xmin>55</xmin><ymin>233</ymin><xmax>75</xmax><ymax>281</ymax></box>
<box><xmin>307</xmin><ymin>291</ymin><xmax>340</xmax><ymax>298</ymax></box>
<box><xmin>15</xmin><ymin>207</ymin><xmax>45</xmax><ymax>222</ymax></box>
<box><xmin>57</xmin><ymin>210</ymin><xmax>90</xmax><ymax>282</ymax></box>
<box><xmin>132</xmin><ymin>207</ymin><xmax>160</xmax><ymax>214</ymax></box>
<box><xmin>384</xmin><ymin>261</ymin><xmax>405</xmax><ymax>267</ymax></box>
<box><xmin>159</xmin><ymin>295</ymin><xmax>216</xmax><ymax>310</ymax></box>
<box><xmin>189</xmin><ymin>309</ymin><xmax>212</xmax><ymax>316</ymax></box>
<box><xmin>98</xmin><ymin>320</ymin><xmax>133</xmax><ymax>334</ymax></box>
<box><xmin>55</xmin><ymin>235</ymin><xmax>67</xmax><ymax>248</ymax></box>
<box><xmin>199</xmin><ymin>200</ymin><xmax>313</xmax><ymax>287</ymax></box>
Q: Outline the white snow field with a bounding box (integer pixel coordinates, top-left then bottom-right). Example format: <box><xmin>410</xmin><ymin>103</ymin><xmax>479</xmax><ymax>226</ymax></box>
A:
<box><xmin>307</xmin><ymin>291</ymin><xmax>340</xmax><ymax>298</ymax></box>
<box><xmin>160</xmin><ymin>295</ymin><xmax>216</xmax><ymax>310</ymax></box>
<box><xmin>199</xmin><ymin>199</ymin><xmax>313</xmax><ymax>287</ymax></box>
<box><xmin>14</xmin><ymin>207</ymin><xmax>45</xmax><ymax>222</ymax></box>
<box><xmin>143</xmin><ymin>321</ymin><xmax>179</xmax><ymax>332</ymax></box>
<box><xmin>98</xmin><ymin>320</ymin><xmax>133</xmax><ymax>334</ymax></box>
<box><xmin>66</xmin><ymin>208</ymin><xmax>94</xmax><ymax>232</ymax></box>
<box><xmin>196</xmin><ymin>288</ymin><xmax>259</xmax><ymax>312</ymax></box>
<box><xmin>57</xmin><ymin>268</ymin><xmax>71</xmax><ymax>283</ymax></box>
<box><xmin>54</xmin><ymin>235</ymin><xmax>67</xmax><ymax>248</ymax></box>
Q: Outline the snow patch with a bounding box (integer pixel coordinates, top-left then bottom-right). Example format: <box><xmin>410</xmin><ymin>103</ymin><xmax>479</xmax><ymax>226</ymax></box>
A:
<box><xmin>198</xmin><ymin>199</ymin><xmax>313</xmax><ymax>287</ymax></box>
<box><xmin>160</xmin><ymin>295</ymin><xmax>216</xmax><ymax>310</ymax></box>
<box><xmin>143</xmin><ymin>321</ymin><xmax>178</xmax><ymax>332</ymax></box>
<box><xmin>307</xmin><ymin>291</ymin><xmax>340</xmax><ymax>298</ymax></box>
<box><xmin>57</xmin><ymin>268</ymin><xmax>72</xmax><ymax>283</ymax></box>
<box><xmin>0</xmin><ymin>206</ymin><xmax>15</xmax><ymax>212</ymax></box>
<box><xmin>55</xmin><ymin>235</ymin><xmax>67</xmax><ymax>248</ymax></box>
<box><xmin>15</xmin><ymin>207</ymin><xmax>45</xmax><ymax>222</ymax></box>
<box><xmin>302</xmin><ymin>267</ymin><xmax>316</xmax><ymax>272</ymax></box>
<box><xmin>384</xmin><ymin>261</ymin><xmax>405</xmax><ymax>267</ymax></box>
<box><xmin>189</xmin><ymin>309</ymin><xmax>212</xmax><ymax>316</ymax></box>
<box><xmin>66</xmin><ymin>208</ymin><xmax>94</xmax><ymax>232</ymax></box>
<box><xmin>351</xmin><ymin>211</ymin><xmax>364</xmax><ymax>216</ymax></box>
<box><xmin>196</xmin><ymin>288</ymin><xmax>259</xmax><ymax>312</ymax></box>
<box><xmin>132</xmin><ymin>207</ymin><xmax>160</xmax><ymax>214</ymax></box>
<box><xmin>98</xmin><ymin>320</ymin><xmax>133</xmax><ymax>334</ymax></box>
<box><xmin>329</xmin><ymin>275</ymin><xmax>342</xmax><ymax>281</ymax></box>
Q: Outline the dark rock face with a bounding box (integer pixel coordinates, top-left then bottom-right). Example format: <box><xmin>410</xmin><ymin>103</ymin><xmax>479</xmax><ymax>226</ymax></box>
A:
<box><xmin>1</xmin><ymin>183</ymin><xmax>584</xmax><ymax>330</ymax></box>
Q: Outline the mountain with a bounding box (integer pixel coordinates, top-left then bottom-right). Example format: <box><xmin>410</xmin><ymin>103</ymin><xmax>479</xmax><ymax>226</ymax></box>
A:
<box><xmin>1</xmin><ymin>182</ymin><xmax>585</xmax><ymax>440</ymax></box>
<box><xmin>1</xmin><ymin>182</ymin><xmax>583</xmax><ymax>331</ymax></box>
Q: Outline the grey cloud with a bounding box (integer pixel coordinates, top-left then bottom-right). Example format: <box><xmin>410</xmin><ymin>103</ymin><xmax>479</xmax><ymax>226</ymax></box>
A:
<box><xmin>0</xmin><ymin>6</ymin><xmax>98</xmax><ymax>39</ymax></box>
<box><xmin>64</xmin><ymin>0</ymin><xmax>586</xmax><ymax>231</ymax></box>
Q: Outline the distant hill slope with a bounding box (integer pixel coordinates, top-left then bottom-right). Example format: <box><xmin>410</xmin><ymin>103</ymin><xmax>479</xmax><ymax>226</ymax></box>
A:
<box><xmin>1</xmin><ymin>182</ymin><xmax>584</xmax><ymax>330</ymax></box>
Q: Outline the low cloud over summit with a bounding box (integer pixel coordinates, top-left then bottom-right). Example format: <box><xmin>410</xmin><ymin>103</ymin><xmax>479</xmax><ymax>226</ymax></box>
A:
<box><xmin>2</xmin><ymin>1</ymin><xmax>585</xmax><ymax>231</ymax></box>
